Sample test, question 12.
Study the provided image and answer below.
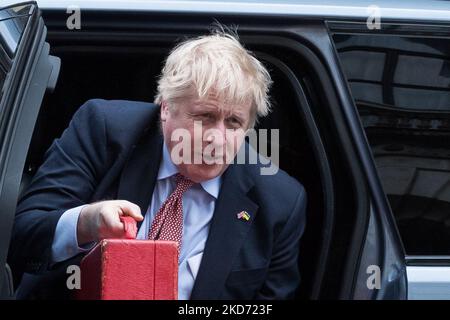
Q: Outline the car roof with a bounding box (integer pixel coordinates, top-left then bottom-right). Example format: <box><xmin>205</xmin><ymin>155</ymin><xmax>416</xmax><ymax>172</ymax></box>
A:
<box><xmin>2</xmin><ymin>0</ymin><xmax>450</xmax><ymax>23</ymax></box>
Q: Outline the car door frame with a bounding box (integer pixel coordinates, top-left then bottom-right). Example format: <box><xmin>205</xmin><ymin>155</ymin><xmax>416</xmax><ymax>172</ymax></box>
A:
<box><xmin>0</xmin><ymin>1</ymin><xmax>59</xmax><ymax>298</ymax></box>
<box><xmin>38</xmin><ymin>4</ymin><xmax>407</xmax><ymax>299</ymax></box>
<box><xmin>316</xmin><ymin>19</ymin><xmax>410</xmax><ymax>299</ymax></box>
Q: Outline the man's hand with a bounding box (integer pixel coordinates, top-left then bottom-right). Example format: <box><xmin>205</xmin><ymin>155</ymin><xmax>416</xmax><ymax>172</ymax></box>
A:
<box><xmin>76</xmin><ymin>200</ymin><xmax>144</xmax><ymax>246</ymax></box>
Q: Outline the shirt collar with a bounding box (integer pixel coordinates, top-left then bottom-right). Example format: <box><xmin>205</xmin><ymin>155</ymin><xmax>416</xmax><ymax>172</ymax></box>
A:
<box><xmin>157</xmin><ymin>143</ymin><xmax>222</xmax><ymax>199</ymax></box>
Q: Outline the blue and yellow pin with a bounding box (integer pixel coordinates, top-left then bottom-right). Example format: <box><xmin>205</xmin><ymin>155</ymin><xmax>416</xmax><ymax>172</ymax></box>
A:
<box><xmin>237</xmin><ymin>211</ymin><xmax>251</xmax><ymax>221</ymax></box>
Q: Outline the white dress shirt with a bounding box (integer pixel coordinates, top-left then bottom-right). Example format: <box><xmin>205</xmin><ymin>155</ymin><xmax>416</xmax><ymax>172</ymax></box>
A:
<box><xmin>51</xmin><ymin>143</ymin><xmax>221</xmax><ymax>299</ymax></box>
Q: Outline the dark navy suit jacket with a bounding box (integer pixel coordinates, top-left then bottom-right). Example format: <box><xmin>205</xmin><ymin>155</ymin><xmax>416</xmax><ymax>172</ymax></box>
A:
<box><xmin>8</xmin><ymin>99</ymin><xmax>307</xmax><ymax>300</ymax></box>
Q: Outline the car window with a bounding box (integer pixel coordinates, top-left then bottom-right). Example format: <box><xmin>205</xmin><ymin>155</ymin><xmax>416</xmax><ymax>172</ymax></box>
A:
<box><xmin>0</xmin><ymin>5</ymin><xmax>29</xmax><ymax>103</ymax></box>
<box><xmin>333</xmin><ymin>32</ymin><xmax>450</xmax><ymax>256</ymax></box>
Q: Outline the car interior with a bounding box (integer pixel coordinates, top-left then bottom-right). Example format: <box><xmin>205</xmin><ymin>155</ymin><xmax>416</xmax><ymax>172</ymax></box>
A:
<box><xmin>17</xmin><ymin>43</ymin><xmax>327</xmax><ymax>299</ymax></box>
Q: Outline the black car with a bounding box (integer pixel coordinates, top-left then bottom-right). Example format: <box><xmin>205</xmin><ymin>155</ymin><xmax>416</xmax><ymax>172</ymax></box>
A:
<box><xmin>1</xmin><ymin>0</ymin><xmax>450</xmax><ymax>300</ymax></box>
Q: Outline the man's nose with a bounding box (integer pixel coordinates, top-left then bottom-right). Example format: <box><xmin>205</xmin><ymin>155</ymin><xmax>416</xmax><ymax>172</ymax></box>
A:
<box><xmin>206</xmin><ymin>121</ymin><xmax>227</xmax><ymax>145</ymax></box>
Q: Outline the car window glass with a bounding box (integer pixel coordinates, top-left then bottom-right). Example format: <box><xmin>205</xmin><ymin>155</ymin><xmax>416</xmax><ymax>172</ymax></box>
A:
<box><xmin>0</xmin><ymin>5</ymin><xmax>29</xmax><ymax>103</ymax></box>
<box><xmin>334</xmin><ymin>32</ymin><xmax>450</xmax><ymax>255</ymax></box>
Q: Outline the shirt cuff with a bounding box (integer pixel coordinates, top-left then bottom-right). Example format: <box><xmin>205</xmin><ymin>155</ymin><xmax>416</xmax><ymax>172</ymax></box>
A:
<box><xmin>51</xmin><ymin>204</ymin><xmax>96</xmax><ymax>264</ymax></box>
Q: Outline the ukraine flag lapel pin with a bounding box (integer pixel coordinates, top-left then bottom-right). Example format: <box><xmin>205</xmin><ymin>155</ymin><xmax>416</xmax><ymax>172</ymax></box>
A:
<box><xmin>237</xmin><ymin>210</ymin><xmax>251</xmax><ymax>221</ymax></box>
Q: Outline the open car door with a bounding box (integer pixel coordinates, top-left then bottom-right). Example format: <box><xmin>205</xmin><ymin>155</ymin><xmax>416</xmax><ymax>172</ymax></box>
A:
<box><xmin>0</xmin><ymin>1</ymin><xmax>59</xmax><ymax>299</ymax></box>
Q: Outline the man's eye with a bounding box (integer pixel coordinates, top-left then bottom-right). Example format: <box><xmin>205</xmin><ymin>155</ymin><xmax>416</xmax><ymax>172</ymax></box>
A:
<box><xmin>227</xmin><ymin>117</ymin><xmax>242</xmax><ymax>127</ymax></box>
<box><xmin>196</xmin><ymin>113</ymin><xmax>213</xmax><ymax>120</ymax></box>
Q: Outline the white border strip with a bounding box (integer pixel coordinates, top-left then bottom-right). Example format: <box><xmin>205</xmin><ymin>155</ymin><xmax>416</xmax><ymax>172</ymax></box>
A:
<box><xmin>407</xmin><ymin>266</ymin><xmax>450</xmax><ymax>300</ymax></box>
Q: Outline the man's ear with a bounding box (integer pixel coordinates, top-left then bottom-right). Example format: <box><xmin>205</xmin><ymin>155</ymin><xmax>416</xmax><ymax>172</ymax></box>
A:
<box><xmin>160</xmin><ymin>100</ymin><xmax>169</xmax><ymax>122</ymax></box>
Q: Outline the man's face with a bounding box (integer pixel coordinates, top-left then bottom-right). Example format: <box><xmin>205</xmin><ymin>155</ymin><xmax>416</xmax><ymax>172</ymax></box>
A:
<box><xmin>160</xmin><ymin>96</ymin><xmax>252</xmax><ymax>183</ymax></box>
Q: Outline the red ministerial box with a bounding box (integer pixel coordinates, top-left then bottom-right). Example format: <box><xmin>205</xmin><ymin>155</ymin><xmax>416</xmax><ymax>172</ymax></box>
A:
<box><xmin>76</xmin><ymin>239</ymin><xmax>178</xmax><ymax>300</ymax></box>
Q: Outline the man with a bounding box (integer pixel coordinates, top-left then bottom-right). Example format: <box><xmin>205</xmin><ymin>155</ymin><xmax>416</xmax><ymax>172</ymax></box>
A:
<box><xmin>8</xmin><ymin>30</ymin><xmax>307</xmax><ymax>300</ymax></box>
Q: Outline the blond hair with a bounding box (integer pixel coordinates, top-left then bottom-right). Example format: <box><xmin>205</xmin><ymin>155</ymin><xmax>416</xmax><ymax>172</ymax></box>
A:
<box><xmin>154</xmin><ymin>29</ymin><xmax>272</xmax><ymax>127</ymax></box>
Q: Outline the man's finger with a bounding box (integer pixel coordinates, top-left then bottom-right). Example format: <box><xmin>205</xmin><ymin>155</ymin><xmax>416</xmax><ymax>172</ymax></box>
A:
<box><xmin>117</xmin><ymin>200</ymin><xmax>143</xmax><ymax>221</ymax></box>
<box><xmin>103</xmin><ymin>211</ymin><xmax>128</xmax><ymax>237</ymax></box>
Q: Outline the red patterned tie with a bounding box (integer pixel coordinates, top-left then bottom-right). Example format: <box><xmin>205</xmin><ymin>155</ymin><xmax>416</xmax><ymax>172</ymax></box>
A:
<box><xmin>148</xmin><ymin>173</ymin><xmax>194</xmax><ymax>253</ymax></box>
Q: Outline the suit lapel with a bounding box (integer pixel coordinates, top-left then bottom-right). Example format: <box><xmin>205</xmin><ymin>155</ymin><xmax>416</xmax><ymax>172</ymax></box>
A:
<box><xmin>117</xmin><ymin>124</ymin><xmax>163</xmax><ymax>229</ymax></box>
<box><xmin>190</xmin><ymin>163</ymin><xmax>259</xmax><ymax>299</ymax></box>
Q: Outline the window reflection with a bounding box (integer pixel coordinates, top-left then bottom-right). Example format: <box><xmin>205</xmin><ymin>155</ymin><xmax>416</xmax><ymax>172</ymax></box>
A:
<box><xmin>334</xmin><ymin>33</ymin><xmax>450</xmax><ymax>255</ymax></box>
